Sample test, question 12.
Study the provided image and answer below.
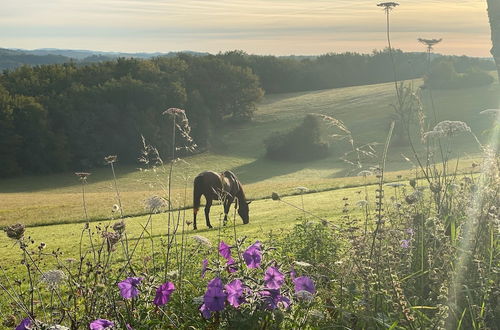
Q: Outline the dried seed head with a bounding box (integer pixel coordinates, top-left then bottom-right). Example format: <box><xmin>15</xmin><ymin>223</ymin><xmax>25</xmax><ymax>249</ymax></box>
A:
<box><xmin>104</xmin><ymin>155</ymin><xmax>117</xmax><ymax>164</ymax></box>
<box><xmin>4</xmin><ymin>223</ymin><xmax>25</xmax><ymax>240</ymax></box>
<box><xmin>41</xmin><ymin>269</ymin><xmax>67</xmax><ymax>289</ymax></box>
<box><xmin>112</xmin><ymin>220</ymin><xmax>126</xmax><ymax>233</ymax></box>
<box><xmin>144</xmin><ymin>196</ymin><xmax>168</xmax><ymax>211</ymax></box>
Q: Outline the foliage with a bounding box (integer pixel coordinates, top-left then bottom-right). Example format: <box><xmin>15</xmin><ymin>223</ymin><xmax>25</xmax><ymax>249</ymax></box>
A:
<box><xmin>264</xmin><ymin>115</ymin><xmax>329</xmax><ymax>162</ymax></box>
<box><xmin>0</xmin><ymin>56</ymin><xmax>263</xmax><ymax>176</ymax></box>
<box><xmin>424</xmin><ymin>60</ymin><xmax>494</xmax><ymax>90</ymax></box>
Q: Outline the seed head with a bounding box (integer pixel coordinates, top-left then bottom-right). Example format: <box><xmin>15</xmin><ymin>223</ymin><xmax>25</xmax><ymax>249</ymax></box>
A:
<box><xmin>41</xmin><ymin>269</ymin><xmax>66</xmax><ymax>289</ymax></box>
<box><xmin>104</xmin><ymin>155</ymin><xmax>117</xmax><ymax>164</ymax></box>
<box><xmin>144</xmin><ymin>196</ymin><xmax>168</xmax><ymax>212</ymax></box>
<box><xmin>112</xmin><ymin>220</ymin><xmax>126</xmax><ymax>233</ymax></box>
<box><xmin>377</xmin><ymin>2</ymin><xmax>399</xmax><ymax>12</ymax></box>
<box><xmin>4</xmin><ymin>223</ymin><xmax>25</xmax><ymax>240</ymax></box>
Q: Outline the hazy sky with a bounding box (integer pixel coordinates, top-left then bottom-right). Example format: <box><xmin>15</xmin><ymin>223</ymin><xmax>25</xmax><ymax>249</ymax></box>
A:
<box><xmin>1</xmin><ymin>0</ymin><xmax>492</xmax><ymax>57</ymax></box>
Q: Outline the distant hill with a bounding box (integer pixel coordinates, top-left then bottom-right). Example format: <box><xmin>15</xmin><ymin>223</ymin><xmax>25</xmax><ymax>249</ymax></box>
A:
<box><xmin>0</xmin><ymin>48</ymin><xmax>209</xmax><ymax>71</ymax></box>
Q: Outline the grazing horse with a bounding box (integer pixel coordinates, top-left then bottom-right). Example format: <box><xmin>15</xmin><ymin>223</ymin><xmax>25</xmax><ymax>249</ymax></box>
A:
<box><xmin>193</xmin><ymin>170</ymin><xmax>250</xmax><ymax>230</ymax></box>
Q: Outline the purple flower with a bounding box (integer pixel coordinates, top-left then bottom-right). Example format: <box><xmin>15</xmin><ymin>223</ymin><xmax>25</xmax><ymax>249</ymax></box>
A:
<box><xmin>218</xmin><ymin>241</ymin><xmax>231</xmax><ymax>260</ymax></box>
<box><xmin>201</xmin><ymin>259</ymin><xmax>208</xmax><ymax>278</ymax></box>
<box><xmin>16</xmin><ymin>318</ymin><xmax>32</xmax><ymax>330</ymax></box>
<box><xmin>126</xmin><ymin>325</ymin><xmax>134</xmax><ymax>330</ymax></box>
<box><xmin>199</xmin><ymin>303</ymin><xmax>211</xmax><ymax>319</ymax></box>
<box><xmin>260</xmin><ymin>289</ymin><xmax>291</xmax><ymax>310</ymax></box>
<box><xmin>90</xmin><ymin>319</ymin><xmax>114</xmax><ymax>330</ymax></box>
<box><xmin>227</xmin><ymin>257</ymin><xmax>238</xmax><ymax>273</ymax></box>
<box><xmin>264</xmin><ymin>266</ymin><xmax>285</xmax><ymax>289</ymax></box>
<box><xmin>293</xmin><ymin>276</ymin><xmax>316</xmax><ymax>294</ymax></box>
<box><xmin>204</xmin><ymin>277</ymin><xmax>227</xmax><ymax>311</ymax></box>
<box><xmin>118</xmin><ymin>277</ymin><xmax>143</xmax><ymax>299</ymax></box>
<box><xmin>153</xmin><ymin>281</ymin><xmax>175</xmax><ymax>306</ymax></box>
<box><xmin>225</xmin><ymin>279</ymin><xmax>245</xmax><ymax>307</ymax></box>
<box><xmin>290</xmin><ymin>266</ymin><xmax>296</xmax><ymax>281</ymax></box>
<box><xmin>401</xmin><ymin>239</ymin><xmax>411</xmax><ymax>248</ymax></box>
<box><xmin>243</xmin><ymin>241</ymin><xmax>262</xmax><ymax>268</ymax></box>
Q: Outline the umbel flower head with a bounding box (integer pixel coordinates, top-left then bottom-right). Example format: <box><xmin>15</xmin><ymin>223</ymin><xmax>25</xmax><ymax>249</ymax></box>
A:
<box><xmin>144</xmin><ymin>195</ymin><xmax>167</xmax><ymax>212</ymax></box>
<box><xmin>118</xmin><ymin>277</ymin><xmax>143</xmax><ymax>299</ymax></box>
<box><xmin>4</xmin><ymin>223</ymin><xmax>25</xmax><ymax>240</ymax></box>
<box><xmin>41</xmin><ymin>269</ymin><xmax>67</xmax><ymax>289</ymax></box>
<box><xmin>377</xmin><ymin>2</ymin><xmax>399</xmax><ymax>12</ymax></box>
<box><xmin>423</xmin><ymin>120</ymin><xmax>471</xmax><ymax>140</ymax></box>
<box><xmin>418</xmin><ymin>38</ymin><xmax>442</xmax><ymax>51</ymax></box>
<box><xmin>74</xmin><ymin>172</ymin><xmax>91</xmax><ymax>181</ymax></box>
<box><xmin>104</xmin><ymin>155</ymin><xmax>117</xmax><ymax>164</ymax></box>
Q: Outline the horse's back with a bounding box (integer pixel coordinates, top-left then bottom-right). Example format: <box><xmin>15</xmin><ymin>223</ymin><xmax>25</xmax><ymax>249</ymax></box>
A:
<box><xmin>194</xmin><ymin>171</ymin><xmax>223</xmax><ymax>199</ymax></box>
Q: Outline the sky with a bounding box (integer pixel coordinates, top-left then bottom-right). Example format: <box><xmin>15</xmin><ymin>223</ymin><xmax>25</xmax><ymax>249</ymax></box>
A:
<box><xmin>1</xmin><ymin>0</ymin><xmax>493</xmax><ymax>57</ymax></box>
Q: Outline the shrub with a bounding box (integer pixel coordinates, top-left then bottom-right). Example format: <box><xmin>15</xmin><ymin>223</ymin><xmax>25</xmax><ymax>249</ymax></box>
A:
<box><xmin>264</xmin><ymin>114</ymin><xmax>329</xmax><ymax>161</ymax></box>
<box><xmin>424</xmin><ymin>60</ymin><xmax>494</xmax><ymax>89</ymax></box>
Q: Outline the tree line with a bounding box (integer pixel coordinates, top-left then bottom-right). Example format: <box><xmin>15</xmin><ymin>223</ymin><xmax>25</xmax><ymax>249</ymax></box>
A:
<box><xmin>0</xmin><ymin>50</ymin><xmax>494</xmax><ymax>176</ymax></box>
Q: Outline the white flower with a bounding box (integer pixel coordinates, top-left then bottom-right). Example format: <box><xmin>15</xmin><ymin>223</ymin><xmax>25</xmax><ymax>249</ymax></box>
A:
<box><xmin>356</xmin><ymin>200</ymin><xmax>368</xmax><ymax>208</ymax></box>
<box><xmin>112</xmin><ymin>204</ymin><xmax>120</xmax><ymax>213</ymax></box>
<box><xmin>357</xmin><ymin>170</ymin><xmax>373</xmax><ymax>177</ymax></box>
<box><xmin>192</xmin><ymin>235</ymin><xmax>212</xmax><ymax>247</ymax></box>
<box><xmin>295</xmin><ymin>290</ymin><xmax>314</xmax><ymax>302</ymax></box>
<box><xmin>423</xmin><ymin>120</ymin><xmax>471</xmax><ymax>140</ymax></box>
<box><xmin>308</xmin><ymin>309</ymin><xmax>324</xmax><ymax>320</ymax></box>
<box><xmin>40</xmin><ymin>270</ymin><xmax>66</xmax><ymax>289</ymax></box>
<box><xmin>294</xmin><ymin>261</ymin><xmax>313</xmax><ymax>267</ymax></box>
<box><xmin>296</xmin><ymin>186</ymin><xmax>309</xmax><ymax>193</ymax></box>
<box><xmin>385</xmin><ymin>182</ymin><xmax>406</xmax><ymax>188</ymax></box>
<box><xmin>144</xmin><ymin>196</ymin><xmax>167</xmax><ymax>211</ymax></box>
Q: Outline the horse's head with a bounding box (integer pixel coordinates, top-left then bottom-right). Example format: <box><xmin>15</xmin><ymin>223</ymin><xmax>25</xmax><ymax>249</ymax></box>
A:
<box><xmin>238</xmin><ymin>201</ymin><xmax>251</xmax><ymax>224</ymax></box>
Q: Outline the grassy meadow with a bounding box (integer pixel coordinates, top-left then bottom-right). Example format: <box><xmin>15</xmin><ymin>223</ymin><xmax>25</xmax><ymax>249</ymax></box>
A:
<box><xmin>0</xmin><ymin>79</ymin><xmax>497</xmax><ymax>227</ymax></box>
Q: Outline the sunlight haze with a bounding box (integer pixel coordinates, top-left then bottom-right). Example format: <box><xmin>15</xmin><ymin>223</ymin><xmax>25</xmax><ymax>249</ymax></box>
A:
<box><xmin>1</xmin><ymin>0</ymin><xmax>492</xmax><ymax>56</ymax></box>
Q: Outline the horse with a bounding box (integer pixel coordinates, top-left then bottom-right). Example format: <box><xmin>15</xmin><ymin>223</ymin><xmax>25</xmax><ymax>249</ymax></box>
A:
<box><xmin>193</xmin><ymin>170</ymin><xmax>250</xmax><ymax>230</ymax></box>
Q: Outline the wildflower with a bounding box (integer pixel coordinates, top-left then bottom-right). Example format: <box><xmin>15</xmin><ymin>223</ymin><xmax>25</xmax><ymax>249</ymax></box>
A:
<box><xmin>423</xmin><ymin>120</ymin><xmax>471</xmax><ymax>140</ymax></box>
<box><xmin>386</xmin><ymin>182</ymin><xmax>406</xmax><ymax>188</ymax></box>
<box><xmin>153</xmin><ymin>282</ymin><xmax>175</xmax><ymax>306</ymax></box>
<box><xmin>126</xmin><ymin>325</ymin><xmax>133</xmax><ymax>330</ymax></box>
<box><xmin>102</xmin><ymin>231</ymin><xmax>121</xmax><ymax>251</ymax></box>
<box><xmin>242</xmin><ymin>241</ymin><xmax>262</xmax><ymax>268</ymax></box>
<box><xmin>89</xmin><ymin>319</ymin><xmax>114</xmax><ymax>330</ymax></box>
<box><xmin>144</xmin><ymin>196</ymin><xmax>167</xmax><ymax>212</ymax></box>
<box><xmin>294</xmin><ymin>276</ymin><xmax>316</xmax><ymax>294</ymax></box>
<box><xmin>201</xmin><ymin>259</ymin><xmax>208</xmax><ymax>278</ymax></box>
<box><xmin>309</xmin><ymin>309</ymin><xmax>324</xmax><ymax>320</ymax></box>
<box><xmin>104</xmin><ymin>155</ymin><xmax>117</xmax><ymax>164</ymax></box>
<box><xmin>218</xmin><ymin>241</ymin><xmax>232</xmax><ymax>259</ymax></box>
<box><xmin>163</xmin><ymin>107</ymin><xmax>185</xmax><ymax>116</ymax></box>
<box><xmin>203</xmin><ymin>277</ymin><xmax>227</xmax><ymax>312</ymax></box>
<box><xmin>480</xmin><ymin>109</ymin><xmax>500</xmax><ymax>116</ymax></box>
<box><xmin>4</xmin><ymin>223</ymin><xmax>25</xmax><ymax>240</ymax></box>
<box><xmin>111</xmin><ymin>204</ymin><xmax>120</xmax><ymax>213</ymax></box>
<box><xmin>295</xmin><ymin>290</ymin><xmax>314</xmax><ymax>302</ymax></box>
<box><xmin>41</xmin><ymin>270</ymin><xmax>66</xmax><ymax>289</ymax></box>
<box><xmin>418</xmin><ymin>38</ymin><xmax>442</xmax><ymax>51</ymax></box>
<box><xmin>271</xmin><ymin>192</ymin><xmax>280</xmax><ymax>201</ymax></box>
<box><xmin>225</xmin><ymin>279</ymin><xmax>245</xmax><ymax>308</ymax></box>
<box><xmin>401</xmin><ymin>239</ymin><xmax>411</xmax><ymax>248</ymax></box>
<box><xmin>192</xmin><ymin>235</ymin><xmax>211</xmax><ymax>247</ymax></box>
<box><xmin>293</xmin><ymin>261</ymin><xmax>312</xmax><ymax>267</ymax></box>
<box><xmin>199</xmin><ymin>304</ymin><xmax>211</xmax><ymax>319</ymax></box>
<box><xmin>118</xmin><ymin>277</ymin><xmax>143</xmax><ymax>299</ymax></box>
<box><xmin>296</xmin><ymin>186</ymin><xmax>309</xmax><ymax>193</ymax></box>
<box><xmin>227</xmin><ymin>257</ymin><xmax>238</xmax><ymax>273</ymax></box>
<box><xmin>264</xmin><ymin>266</ymin><xmax>285</xmax><ymax>289</ymax></box>
<box><xmin>377</xmin><ymin>2</ymin><xmax>399</xmax><ymax>11</ymax></box>
<box><xmin>16</xmin><ymin>318</ymin><xmax>32</xmax><ymax>330</ymax></box>
<box><xmin>112</xmin><ymin>220</ymin><xmax>125</xmax><ymax>233</ymax></box>
<box><xmin>356</xmin><ymin>200</ymin><xmax>368</xmax><ymax>208</ymax></box>
<box><xmin>357</xmin><ymin>170</ymin><xmax>373</xmax><ymax>177</ymax></box>
<box><xmin>75</xmin><ymin>172</ymin><xmax>91</xmax><ymax>182</ymax></box>
<box><xmin>260</xmin><ymin>289</ymin><xmax>291</xmax><ymax>310</ymax></box>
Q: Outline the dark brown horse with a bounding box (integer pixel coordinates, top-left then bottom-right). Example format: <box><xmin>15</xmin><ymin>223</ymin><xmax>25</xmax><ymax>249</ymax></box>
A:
<box><xmin>193</xmin><ymin>170</ymin><xmax>250</xmax><ymax>230</ymax></box>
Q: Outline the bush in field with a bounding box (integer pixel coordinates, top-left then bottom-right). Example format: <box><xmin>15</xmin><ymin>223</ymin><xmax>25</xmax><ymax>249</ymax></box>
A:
<box><xmin>423</xmin><ymin>60</ymin><xmax>494</xmax><ymax>89</ymax></box>
<box><xmin>264</xmin><ymin>114</ymin><xmax>329</xmax><ymax>162</ymax></box>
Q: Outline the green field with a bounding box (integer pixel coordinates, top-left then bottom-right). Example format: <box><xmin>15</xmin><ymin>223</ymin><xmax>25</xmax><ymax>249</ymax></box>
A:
<box><xmin>0</xmin><ymin>79</ymin><xmax>497</xmax><ymax>228</ymax></box>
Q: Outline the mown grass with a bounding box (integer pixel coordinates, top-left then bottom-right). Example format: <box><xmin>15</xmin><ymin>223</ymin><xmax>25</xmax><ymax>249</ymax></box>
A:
<box><xmin>0</xmin><ymin>80</ymin><xmax>496</xmax><ymax>227</ymax></box>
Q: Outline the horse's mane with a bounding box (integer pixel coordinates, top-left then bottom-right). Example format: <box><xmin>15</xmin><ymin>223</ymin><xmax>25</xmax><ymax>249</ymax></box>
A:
<box><xmin>222</xmin><ymin>170</ymin><xmax>246</xmax><ymax>200</ymax></box>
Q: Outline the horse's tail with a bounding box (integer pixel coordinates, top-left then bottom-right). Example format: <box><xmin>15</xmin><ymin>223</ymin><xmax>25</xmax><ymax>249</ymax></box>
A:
<box><xmin>193</xmin><ymin>175</ymin><xmax>204</xmax><ymax>215</ymax></box>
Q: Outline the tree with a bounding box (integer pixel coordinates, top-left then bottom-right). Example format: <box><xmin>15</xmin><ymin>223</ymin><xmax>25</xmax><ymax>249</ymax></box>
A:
<box><xmin>487</xmin><ymin>0</ymin><xmax>500</xmax><ymax>79</ymax></box>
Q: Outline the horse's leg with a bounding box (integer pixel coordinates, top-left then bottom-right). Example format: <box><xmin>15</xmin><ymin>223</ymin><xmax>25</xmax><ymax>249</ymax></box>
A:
<box><xmin>223</xmin><ymin>197</ymin><xmax>234</xmax><ymax>226</ymax></box>
<box><xmin>204</xmin><ymin>199</ymin><xmax>213</xmax><ymax>229</ymax></box>
<box><xmin>193</xmin><ymin>208</ymin><xmax>198</xmax><ymax>230</ymax></box>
